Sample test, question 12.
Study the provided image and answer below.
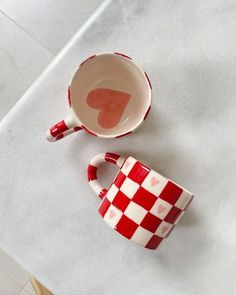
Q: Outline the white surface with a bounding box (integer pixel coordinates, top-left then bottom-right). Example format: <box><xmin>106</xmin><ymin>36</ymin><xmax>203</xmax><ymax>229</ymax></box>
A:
<box><xmin>0</xmin><ymin>272</ymin><xmax>22</xmax><ymax>295</ymax></box>
<box><xmin>0</xmin><ymin>0</ymin><xmax>103</xmax><ymax>293</ymax></box>
<box><xmin>0</xmin><ymin>0</ymin><xmax>103</xmax><ymax>54</ymax></box>
<box><xmin>0</xmin><ymin>0</ymin><xmax>236</xmax><ymax>294</ymax></box>
<box><xmin>0</xmin><ymin>0</ymin><xmax>102</xmax><ymax>121</ymax></box>
<box><xmin>0</xmin><ymin>249</ymin><xmax>36</xmax><ymax>295</ymax></box>
<box><xmin>0</xmin><ymin>250</ymin><xmax>28</xmax><ymax>286</ymax></box>
<box><xmin>0</xmin><ymin>11</ymin><xmax>53</xmax><ymax>120</ymax></box>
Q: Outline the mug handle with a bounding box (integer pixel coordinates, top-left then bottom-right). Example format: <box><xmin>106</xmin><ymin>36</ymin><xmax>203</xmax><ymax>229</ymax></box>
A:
<box><xmin>88</xmin><ymin>153</ymin><xmax>126</xmax><ymax>199</ymax></box>
<box><xmin>46</xmin><ymin>114</ymin><xmax>82</xmax><ymax>142</ymax></box>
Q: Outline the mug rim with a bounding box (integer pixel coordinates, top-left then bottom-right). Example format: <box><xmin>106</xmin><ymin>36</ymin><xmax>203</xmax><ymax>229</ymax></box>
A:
<box><xmin>111</xmin><ymin>156</ymin><xmax>193</xmax><ymax>196</ymax></box>
<box><xmin>69</xmin><ymin>52</ymin><xmax>152</xmax><ymax>138</ymax></box>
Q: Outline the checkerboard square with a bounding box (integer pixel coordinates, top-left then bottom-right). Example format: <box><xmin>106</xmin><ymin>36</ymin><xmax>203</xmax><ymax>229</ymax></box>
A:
<box><xmin>166</xmin><ymin>224</ymin><xmax>175</xmax><ymax>237</ymax></box>
<box><xmin>124</xmin><ymin>202</ymin><xmax>147</xmax><ymax>224</ymax></box>
<box><xmin>98</xmin><ymin>198</ymin><xmax>111</xmax><ymax>217</ymax></box>
<box><xmin>174</xmin><ymin>211</ymin><xmax>185</xmax><ymax>225</ymax></box>
<box><xmin>155</xmin><ymin>220</ymin><xmax>172</xmax><ymax>237</ymax></box>
<box><xmin>145</xmin><ymin>235</ymin><xmax>163</xmax><ymax>250</ymax></box>
<box><xmin>150</xmin><ymin>198</ymin><xmax>172</xmax><ymax>219</ymax></box>
<box><xmin>103</xmin><ymin>204</ymin><xmax>122</xmax><ymax>228</ymax></box>
<box><xmin>182</xmin><ymin>196</ymin><xmax>193</xmax><ymax>211</ymax></box>
<box><xmin>117</xmin><ymin>157</ymin><xmax>126</xmax><ymax>167</ymax></box>
<box><xmin>106</xmin><ymin>184</ymin><xmax>119</xmax><ymax>202</ymax></box>
<box><xmin>140</xmin><ymin>212</ymin><xmax>162</xmax><ymax>233</ymax></box>
<box><xmin>174</xmin><ymin>191</ymin><xmax>192</xmax><ymax>210</ymax></box>
<box><xmin>120</xmin><ymin>178</ymin><xmax>140</xmax><ymax>198</ymax></box>
<box><xmin>158</xmin><ymin>181</ymin><xmax>183</xmax><ymax>205</ymax></box>
<box><xmin>121</xmin><ymin>157</ymin><xmax>137</xmax><ymax>176</ymax></box>
<box><xmin>141</xmin><ymin>170</ymin><xmax>168</xmax><ymax>197</ymax></box>
<box><xmin>131</xmin><ymin>227</ymin><xmax>153</xmax><ymax>246</ymax></box>
<box><xmin>164</xmin><ymin>206</ymin><xmax>182</xmax><ymax>224</ymax></box>
<box><xmin>115</xmin><ymin>215</ymin><xmax>139</xmax><ymax>239</ymax></box>
<box><xmin>114</xmin><ymin>172</ymin><xmax>126</xmax><ymax>189</ymax></box>
<box><xmin>132</xmin><ymin>187</ymin><xmax>157</xmax><ymax>210</ymax></box>
<box><xmin>112</xmin><ymin>191</ymin><xmax>130</xmax><ymax>212</ymax></box>
<box><xmin>128</xmin><ymin>162</ymin><xmax>150</xmax><ymax>184</ymax></box>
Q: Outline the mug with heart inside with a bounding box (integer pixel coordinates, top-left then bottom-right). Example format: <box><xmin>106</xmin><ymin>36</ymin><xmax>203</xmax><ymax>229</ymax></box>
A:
<box><xmin>70</xmin><ymin>53</ymin><xmax>151</xmax><ymax>137</ymax></box>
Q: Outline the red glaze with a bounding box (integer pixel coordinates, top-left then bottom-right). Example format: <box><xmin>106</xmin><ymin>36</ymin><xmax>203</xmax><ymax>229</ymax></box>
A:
<box><xmin>68</xmin><ymin>85</ymin><xmax>71</xmax><ymax>107</ymax></box>
<box><xmin>87</xmin><ymin>164</ymin><xmax>97</xmax><ymax>181</ymax></box>
<box><xmin>145</xmin><ymin>235</ymin><xmax>163</xmax><ymax>250</ymax></box>
<box><xmin>144</xmin><ymin>105</ymin><xmax>151</xmax><ymax>120</ymax></box>
<box><xmin>114</xmin><ymin>52</ymin><xmax>132</xmax><ymax>59</ymax></box>
<box><xmin>115</xmin><ymin>131</ymin><xmax>132</xmax><ymax>138</ymax></box>
<box><xmin>89</xmin><ymin>154</ymin><xmax>193</xmax><ymax>250</ymax></box>
<box><xmin>99</xmin><ymin>188</ymin><xmax>108</xmax><ymax>199</ymax></box>
<box><xmin>73</xmin><ymin>126</ymin><xmax>82</xmax><ymax>132</ymax></box>
<box><xmin>115</xmin><ymin>215</ymin><xmax>138</xmax><ymax>239</ymax></box>
<box><xmin>50</xmin><ymin>120</ymin><xmax>68</xmax><ymax>138</ymax></box>
<box><xmin>82</xmin><ymin>126</ymin><xmax>97</xmax><ymax>137</ymax></box>
<box><xmin>105</xmin><ymin>152</ymin><xmax>120</xmax><ymax>164</ymax></box>
<box><xmin>80</xmin><ymin>55</ymin><xmax>96</xmax><ymax>67</ymax></box>
<box><xmin>145</xmin><ymin>72</ymin><xmax>152</xmax><ymax>89</ymax></box>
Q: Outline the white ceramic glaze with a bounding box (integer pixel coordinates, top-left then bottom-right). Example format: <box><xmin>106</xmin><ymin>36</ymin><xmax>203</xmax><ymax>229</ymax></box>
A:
<box><xmin>46</xmin><ymin>52</ymin><xmax>152</xmax><ymax>141</ymax></box>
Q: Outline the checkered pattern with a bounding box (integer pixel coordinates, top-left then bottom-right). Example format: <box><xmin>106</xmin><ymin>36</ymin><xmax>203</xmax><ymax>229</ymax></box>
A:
<box><xmin>98</xmin><ymin>156</ymin><xmax>193</xmax><ymax>250</ymax></box>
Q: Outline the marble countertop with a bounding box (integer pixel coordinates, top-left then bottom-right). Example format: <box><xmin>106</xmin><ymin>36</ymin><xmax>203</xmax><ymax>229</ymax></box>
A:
<box><xmin>0</xmin><ymin>0</ymin><xmax>236</xmax><ymax>294</ymax></box>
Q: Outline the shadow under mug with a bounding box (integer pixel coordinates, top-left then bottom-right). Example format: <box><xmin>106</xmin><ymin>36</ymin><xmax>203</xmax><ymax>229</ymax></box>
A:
<box><xmin>46</xmin><ymin>52</ymin><xmax>152</xmax><ymax>142</ymax></box>
<box><xmin>88</xmin><ymin>153</ymin><xmax>194</xmax><ymax>250</ymax></box>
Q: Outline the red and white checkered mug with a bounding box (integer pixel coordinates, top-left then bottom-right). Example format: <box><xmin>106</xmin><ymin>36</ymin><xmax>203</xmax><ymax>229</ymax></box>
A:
<box><xmin>88</xmin><ymin>153</ymin><xmax>193</xmax><ymax>250</ymax></box>
<box><xmin>46</xmin><ymin>52</ymin><xmax>151</xmax><ymax>142</ymax></box>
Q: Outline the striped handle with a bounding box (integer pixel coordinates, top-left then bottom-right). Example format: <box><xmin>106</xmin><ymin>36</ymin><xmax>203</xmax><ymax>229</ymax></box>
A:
<box><xmin>46</xmin><ymin>114</ymin><xmax>82</xmax><ymax>142</ymax></box>
<box><xmin>88</xmin><ymin>153</ymin><xmax>126</xmax><ymax>199</ymax></box>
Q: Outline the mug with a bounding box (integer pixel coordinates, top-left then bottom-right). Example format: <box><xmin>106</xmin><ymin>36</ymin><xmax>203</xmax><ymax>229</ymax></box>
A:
<box><xmin>88</xmin><ymin>153</ymin><xmax>193</xmax><ymax>250</ymax></box>
<box><xmin>46</xmin><ymin>52</ymin><xmax>152</xmax><ymax>142</ymax></box>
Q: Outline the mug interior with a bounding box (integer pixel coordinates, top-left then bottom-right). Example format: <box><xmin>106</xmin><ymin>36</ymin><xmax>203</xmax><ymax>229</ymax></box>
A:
<box><xmin>70</xmin><ymin>53</ymin><xmax>151</xmax><ymax>137</ymax></box>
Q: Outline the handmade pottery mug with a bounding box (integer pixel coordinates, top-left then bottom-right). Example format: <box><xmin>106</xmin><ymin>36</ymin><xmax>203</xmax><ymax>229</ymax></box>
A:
<box><xmin>88</xmin><ymin>153</ymin><xmax>193</xmax><ymax>250</ymax></box>
<box><xmin>46</xmin><ymin>52</ymin><xmax>152</xmax><ymax>142</ymax></box>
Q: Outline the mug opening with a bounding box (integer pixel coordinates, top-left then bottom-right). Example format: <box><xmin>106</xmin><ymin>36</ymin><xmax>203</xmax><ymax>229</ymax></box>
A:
<box><xmin>70</xmin><ymin>53</ymin><xmax>151</xmax><ymax>137</ymax></box>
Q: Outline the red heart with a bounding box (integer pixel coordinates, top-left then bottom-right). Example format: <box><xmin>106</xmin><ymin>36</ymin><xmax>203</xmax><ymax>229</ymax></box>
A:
<box><xmin>151</xmin><ymin>177</ymin><xmax>159</xmax><ymax>186</ymax></box>
<box><xmin>87</xmin><ymin>88</ymin><xmax>131</xmax><ymax>129</ymax></box>
<box><xmin>109</xmin><ymin>209</ymin><xmax>116</xmax><ymax>219</ymax></box>
<box><xmin>157</xmin><ymin>204</ymin><xmax>166</xmax><ymax>214</ymax></box>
